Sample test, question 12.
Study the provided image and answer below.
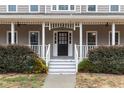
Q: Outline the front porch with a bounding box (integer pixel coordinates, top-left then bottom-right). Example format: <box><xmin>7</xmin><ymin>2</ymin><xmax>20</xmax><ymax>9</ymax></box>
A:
<box><xmin>0</xmin><ymin>21</ymin><xmax>123</xmax><ymax>74</ymax></box>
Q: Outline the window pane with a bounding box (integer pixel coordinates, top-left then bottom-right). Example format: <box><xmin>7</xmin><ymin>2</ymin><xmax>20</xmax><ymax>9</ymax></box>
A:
<box><xmin>88</xmin><ymin>5</ymin><xmax>96</xmax><ymax>11</ymax></box>
<box><xmin>111</xmin><ymin>5</ymin><xmax>119</xmax><ymax>11</ymax></box>
<box><xmin>8</xmin><ymin>5</ymin><xmax>16</xmax><ymax>11</ymax></box>
<box><xmin>30</xmin><ymin>5</ymin><xmax>38</xmax><ymax>11</ymax></box>
<box><xmin>59</xmin><ymin>5</ymin><xmax>68</xmax><ymax>10</ymax></box>
<box><xmin>88</xmin><ymin>32</ymin><xmax>96</xmax><ymax>45</ymax></box>
<box><xmin>70</xmin><ymin>5</ymin><xmax>74</xmax><ymax>10</ymax></box>
<box><xmin>30</xmin><ymin>32</ymin><xmax>39</xmax><ymax>45</ymax></box>
<box><xmin>52</xmin><ymin>5</ymin><xmax>57</xmax><ymax>10</ymax></box>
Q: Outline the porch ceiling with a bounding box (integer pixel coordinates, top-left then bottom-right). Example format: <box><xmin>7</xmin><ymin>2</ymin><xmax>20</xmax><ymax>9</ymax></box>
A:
<box><xmin>0</xmin><ymin>14</ymin><xmax>124</xmax><ymax>24</ymax></box>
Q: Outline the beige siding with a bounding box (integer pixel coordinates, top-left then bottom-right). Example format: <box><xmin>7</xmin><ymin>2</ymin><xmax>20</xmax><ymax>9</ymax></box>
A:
<box><xmin>40</xmin><ymin>5</ymin><xmax>45</xmax><ymax>13</ymax></box>
<box><xmin>17</xmin><ymin>5</ymin><xmax>29</xmax><ymax>13</ymax></box>
<box><xmin>97</xmin><ymin>5</ymin><xmax>109</xmax><ymax>12</ymax></box>
<box><xmin>120</xmin><ymin>5</ymin><xmax>124</xmax><ymax>12</ymax></box>
<box><xmin>0</xmin><ymin>5</ymin><xmax>6</xmax><ymax>13</ymax></box>
<box><xmin>81</xmin><ymin>5</ymin><xmax>86</xmax><ymax>13</ymax></box>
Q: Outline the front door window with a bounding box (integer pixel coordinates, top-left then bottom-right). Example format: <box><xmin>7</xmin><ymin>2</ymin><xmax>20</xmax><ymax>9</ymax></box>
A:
<box><xmin>58</xmin><ymin>32</ymin><xmax>68</xmax><ymax>56</ymax></box>
<box><xmin>87</xmin><ymin>32</ymin><xmax>97</xmax><ymax>45</ymax></box>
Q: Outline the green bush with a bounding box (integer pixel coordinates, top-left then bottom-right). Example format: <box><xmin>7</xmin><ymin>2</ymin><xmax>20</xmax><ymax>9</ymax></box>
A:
<box><xmin>87</xmin><ymin>46</ymin><xmax>124</xmax><ymax>74</ymax></box>
<box><xmin>78</xmin><ymin>58</ymin><xmax>93</xmax><ymax>72</ymax></box>
<box><xmin>0</xmin><ymin>45</ymin><xmax>47</xmax><ymax>73</ymax></box>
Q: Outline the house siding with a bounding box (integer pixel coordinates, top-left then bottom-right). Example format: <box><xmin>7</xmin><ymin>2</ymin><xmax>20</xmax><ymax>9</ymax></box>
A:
<box><xmin>0</xmin><ymin>5</ymin><xmax>6</xmax><ymax>13</ymax></box>
<box><xmin>97</xmin><ymin>5</ymin><xmax>109</xmax><ymax>12</ymax></box>
<box><xmin>17</xmin><ymin>5</ymin><xmax>29</xmax><ymax>13</ymax></box>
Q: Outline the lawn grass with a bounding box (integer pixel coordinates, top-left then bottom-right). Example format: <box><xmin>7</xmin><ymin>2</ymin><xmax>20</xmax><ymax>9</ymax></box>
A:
<box><xmin>76</xmin><ymin>73</ymin><xmax>124</xmax><ymax>88</ymax></box>
<box><xmin>0</xmin><ymin>73</ymin><xmax>47</xmax><ymax>88</ymax></box>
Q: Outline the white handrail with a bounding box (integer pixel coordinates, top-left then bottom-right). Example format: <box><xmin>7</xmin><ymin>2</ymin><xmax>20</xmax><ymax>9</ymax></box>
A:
<box><xmin>75</xmin><ymin>44</ymin><xmax>79</xmax><ymax>73</ymax></box>
<box><xmin>46</xmin><ymin>44</ymin><xmax>51</xmax><ymax>67</ymax></box>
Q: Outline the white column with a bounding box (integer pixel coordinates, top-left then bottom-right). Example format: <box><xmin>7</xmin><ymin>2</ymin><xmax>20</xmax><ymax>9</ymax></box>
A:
<box><xmin>79</xmin><ymin>23</ymin><xmax>83</xmax><ymax>59</ymax></box>
<box><xmin>11</xmin><ymin>22</ymin><xmax>15</xmax><ymax>44</ymax></box>
<box><xmin>42</xmin><ymin>22</ymin><xmax>45</xmax><ymax>58</ymax></box>
<box><xmin>112</xmin><ymin>23</ymin><xmax>115</xmax><ymax>45</ymax></box>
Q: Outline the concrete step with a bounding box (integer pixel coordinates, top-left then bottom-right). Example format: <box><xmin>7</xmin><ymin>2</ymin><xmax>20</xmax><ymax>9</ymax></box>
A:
<box><xmin>49</xmin><ymin>65</ymin><xmax>75</xmax><ymax>69</ymax></box>
<box><xmin>49</xmin><ymin>68</ymin><xmax>76</xmax><ymax>72</ymax></box>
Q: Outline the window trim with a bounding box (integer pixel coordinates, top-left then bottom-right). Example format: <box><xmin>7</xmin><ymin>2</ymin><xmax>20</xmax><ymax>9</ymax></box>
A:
<box><xmin>86</xmin><ymin>31</ymin><xmax>98</xmax><ymax>45</ymax></box>
<box><xmin>51</xmin><ymin>5</ymin><xmax>76</xmax><ymax>11</ymax></box>
<box><xmin>29</xmin><ymin>5</ymin><xmax>40</xmax><ymax>13</ymax></box>
<box><xmin>7</xmin><ymin>31</ymin><xmax>18</xmax><ymax>44</ymax></box>
<box><xmin>109</xmin><ymin>5</ymin><xmax>120</xmax><ymax>12</ymax></box>
<box><xmin>29</xmin><ymin>31</ymin><xmax>40</xmax><ymax>45</ymax></box>
<box><xmin>87</xmin><ymin>5</ymin><xmax>97</xmax><ymax>12</ymax></box>
<box><xmin>7</xmin><ymin>5</ymin><xmax>17</xmax><ymax>13</ymax></box>
<box><xmin>109</xmin><ymin>31</ymin><xmax>120</xmax><ymax>45</ymax></box>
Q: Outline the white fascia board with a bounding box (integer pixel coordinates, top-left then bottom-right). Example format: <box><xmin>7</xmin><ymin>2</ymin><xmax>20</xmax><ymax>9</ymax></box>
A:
<box><xmin>0</xmin><ymin>0</ymin><xmax>124</xmax><ymax>5</ymax></box>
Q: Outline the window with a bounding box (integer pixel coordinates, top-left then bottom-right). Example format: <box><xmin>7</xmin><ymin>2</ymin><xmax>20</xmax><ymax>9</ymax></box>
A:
<box><xmin>52</xmin><ymin>5</ymin><xmax>57</xmax><ymax>10</ymax></box>
<box><xmin>30</xmin><ymin>5</ymin><xmax>39</xmax><ymax>12</ymax></box>
<box><xmin>88</xmin><ymin>5</ymin><xmax>96</xmax><ymax>11</ymax></box>
<box><xmin>8</xmin><ymin>5</ymin><xmax>16</xmax><ymax>12</ymax></box>
<box><xmin>70</xmin><ymin>5</ymin><xmax>74</xmax><ymax>10</ymax></box>
<box><xmin>59</xmin><ymin>5</ymin><xmax>68</xmax><ymax>10</ymax></box>
<box><xmin>7</xmin><ymin>31</ymin><xmax>17</xmax><ymax>44</ymax></box>
<box><xmin>29</xmin><ymin>32</ymin><xmax>39</xmax><ymax>45</ymax></box>
<box><xmin>110</xmin><ymin>5</ymin><xmax>119</xmax><ymax>12</ymax></box>
<box><xmin>109</xmin><ymin>31</ymin><xmax>120</xmax><ymax>45</ymax></box>
<box><xmin>87</xmin><ymin>31</ymin><xmax>97</xmax><ymax>45</ymax></box>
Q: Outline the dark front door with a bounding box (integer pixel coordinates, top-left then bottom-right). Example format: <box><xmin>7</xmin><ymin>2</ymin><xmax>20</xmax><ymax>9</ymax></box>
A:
<box><xmin>58</xmin><ymin>32</ymin><xmax>68</xmax><ymax>56</ymax></box>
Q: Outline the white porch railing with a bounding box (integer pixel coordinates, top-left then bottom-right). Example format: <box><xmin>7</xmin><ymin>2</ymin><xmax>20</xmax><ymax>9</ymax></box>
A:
<box><xmin>76</xmin><ymin>45</ymin><xmax>99</xmax><ymax>59</ymax></box>
<box><xmin>46</xmin><ymin>44</ymin><xmax>51</xmax><ymax>67</ymax></box>
<box><xmin>28</xmin><ymin>45</ymin><xmax>48</xmax><ymax>59</ymax></box>
<box><xmin>74</xmin><ymin>44</ymin><xmax>79</xmax><ymax>72</ymax></box>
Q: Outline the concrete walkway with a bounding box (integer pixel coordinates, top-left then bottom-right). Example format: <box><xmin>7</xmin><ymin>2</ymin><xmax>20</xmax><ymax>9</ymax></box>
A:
<box><xmin>43</xmin><ymin>74</ymin><xmax>76</xmax><ymax>88</ymax></box>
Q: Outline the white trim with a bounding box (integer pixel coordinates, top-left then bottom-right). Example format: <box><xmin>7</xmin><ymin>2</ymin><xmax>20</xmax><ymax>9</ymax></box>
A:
<box><xmin>109</xmin><ymin>31</ymin><xmax>120</xmax><ymax>45</ymax></box>
<box><xmin>109</xmin><ymin>5</ymin><xmax>120</xmax><ymax>12</ymax></box>
<box><xmin>86</xmin><ymin>5</ymin><xmax>97</xmax><ymax>12</ymax></box>
<box><xmin>7</xmin><ymin>31</ymin><xmax>18</xmax><ymax>44</ymax></box>
<box><xmin>29</xmin><ymin>31</ymin><xmax>40</xmax><ymax>45</ymax></box>
<box><xmin>7</xmin><ymin>5</ymin><xmax>17</xmax><ymax>13</ymax></box>
<box><xmin>53</xmin><ymin>30</ymin><xmax>73</xmax><ymax>56</ymax></box>
<box><xmin>29</xmin><ymin>5</ymin><xmax>40</xmax><ymax>13</ymax></box>
<box><xmin>86</xmin><ymin>31</ymin><xmax>97</xmax><ymax>45</ymax></box>
<box><xmin>51</xmin><ymin>5</ymin><xmax>76</xmax><ymax>11</ymax></box>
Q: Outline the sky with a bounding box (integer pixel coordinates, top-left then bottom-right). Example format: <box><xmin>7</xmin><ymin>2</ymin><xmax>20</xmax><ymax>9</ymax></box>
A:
<box><xmin>0</xmin><ymin>0</ymin><xmax>124</xmax><ymax>5</ymax></box>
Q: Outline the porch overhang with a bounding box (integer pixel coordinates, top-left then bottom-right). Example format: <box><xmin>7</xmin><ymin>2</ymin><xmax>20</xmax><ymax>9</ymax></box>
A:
<box><xmin>0</xmin><ymin>14</ymin><xmax>124</xmax><ymax>24</ymax></box>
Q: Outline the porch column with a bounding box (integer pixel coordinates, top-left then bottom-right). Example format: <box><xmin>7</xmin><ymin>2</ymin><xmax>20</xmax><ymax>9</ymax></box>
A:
<box><xmin>11</xmin><ymin>22</ymin><xmax>15</xmax><ymax>44</ymax></box>
<box><xmin>112</xmin><ymin>23</ymin><xmax>115</xmax><ymax>45</ymax></box>
<box><xmin>42</xmin><ymin>22</ymin><xmax>45</xmax><ymax>59</ymax></box>
<box><xmin>79</xmin><ymin>23</ymin><xmax>83</xmax><ymax>59</ymax></box>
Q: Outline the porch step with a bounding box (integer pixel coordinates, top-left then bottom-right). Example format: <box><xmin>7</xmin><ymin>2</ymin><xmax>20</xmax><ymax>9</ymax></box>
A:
<box><xmin>48</xmin><ymin>59</ymin><xmax>76</xmax><ymax>74</ymax></box>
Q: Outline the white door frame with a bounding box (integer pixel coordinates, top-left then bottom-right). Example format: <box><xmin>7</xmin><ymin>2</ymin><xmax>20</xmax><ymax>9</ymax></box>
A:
<box><xmin>86</xmin><ymin>31</ymin><xmax>97</xmax><ymax>45</ymax></box>
<box><xmin>53</xmin><ymin>30</ymin><xmax>73</xmax><ymax>56</ymax></box>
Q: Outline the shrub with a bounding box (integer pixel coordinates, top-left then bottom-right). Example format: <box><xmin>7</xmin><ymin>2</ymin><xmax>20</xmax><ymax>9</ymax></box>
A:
<box><xmin>87</xmin><ymin>46</ymin><xmax>124</xmax><ymax>74</ymax></box>
<box><xmin>0</xmin><ymin>45</ymin><xmax>47</xmax><ymax>73</ymax></box>
<box><xmin>78</xmin><ymin>58</ymin><xmax>93</xmax><ymax>72</ymax></box>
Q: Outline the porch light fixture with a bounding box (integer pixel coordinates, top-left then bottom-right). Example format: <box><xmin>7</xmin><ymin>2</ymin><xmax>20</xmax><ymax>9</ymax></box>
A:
<box><xmin>17</xmin><ymin>22</ymin><xmax>21</xmax><ymax>27</ymax></box>
<box><xmin>105</xmin><ymin>22</ymin><xmax>109</xmax><ymax>27</ymax></box>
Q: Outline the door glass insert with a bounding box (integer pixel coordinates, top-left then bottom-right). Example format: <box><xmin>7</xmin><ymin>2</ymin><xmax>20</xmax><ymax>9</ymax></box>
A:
<box><xmin>58</xmin><ymin>32</ymin><xmax>68</xmax><ymax>56</ymax></box>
